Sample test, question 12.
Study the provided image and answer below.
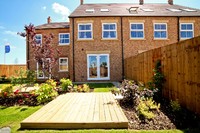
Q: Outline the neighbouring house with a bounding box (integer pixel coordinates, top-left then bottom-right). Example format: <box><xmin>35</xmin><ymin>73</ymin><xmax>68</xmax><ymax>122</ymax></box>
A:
<box><xmin>27</xmin><ymin>0</ymin><xmax>200</xmax><ymax>82</ymax></box>
<box><xmin>27</xmin><ymin>17</ymin><xmax>70</xmax><ymax>80</ymax></box>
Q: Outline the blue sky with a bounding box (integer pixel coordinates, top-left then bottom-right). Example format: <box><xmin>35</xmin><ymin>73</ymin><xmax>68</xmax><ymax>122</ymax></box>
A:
<box><xmin>0</xmin><ymin>0</ymin><xmax>199</xmax><ymax>64</ymax></box>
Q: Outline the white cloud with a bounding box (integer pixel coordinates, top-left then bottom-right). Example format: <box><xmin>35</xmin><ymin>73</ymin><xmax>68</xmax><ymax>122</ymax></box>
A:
<box><xmin>42</xmin><ymin>6</ymin><xmax>47</xmax><ymax>10</ymax></box>
<box><xmin>52</xmin><ymin>3</ymin><xmax>70</xmax><ymax>21</ymax></box>
<box><xmin>4</xmin><ymin>30</ymin><xmax>17</xmax><ymax>36</ymax></box>
<box><xmin>4</xmin><ymin>30</ymin><xmax>25</xmax><ymax>40</ymax></box>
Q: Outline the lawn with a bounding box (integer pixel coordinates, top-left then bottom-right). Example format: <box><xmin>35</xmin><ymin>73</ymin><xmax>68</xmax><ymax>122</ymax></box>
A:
<box><xmin>0</xmin><ymin>106</ymin><xmax>41</xmax><ymax>132</ymax></box>
<box><xmin>87</xmin><ymin>83</ymin><xmax>115</xmax><ymax>92</ymax></box>
<box><xmin>0</xmin><ymin>106</ymin><xmax>199</xmax><ymax>133</ymax></box>
<box><xmin>0</xmin><ymin>84</ymin><xmax>7</xmax><ymax>89</ymax></box>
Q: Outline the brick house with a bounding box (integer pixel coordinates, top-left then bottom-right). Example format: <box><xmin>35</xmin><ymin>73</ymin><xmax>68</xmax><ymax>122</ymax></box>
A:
<box><xmin>28</xmin><ymin>0</ymin><xmax>200</xmax><ymax>82</ymax></box>
<box><xmin>27</xmin><ymin>17</ymin><xmax>70</xmax><ymax>80</ymax></box>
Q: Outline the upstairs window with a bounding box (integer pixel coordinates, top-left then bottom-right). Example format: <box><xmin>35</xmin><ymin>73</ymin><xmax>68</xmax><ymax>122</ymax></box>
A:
<box><xmin>59</xmin><ymin>33</ymin><xmax>70</xmax><ymax>45</ymax></box>
<box><xmin>180</xmin><ymin>23</ymin><xmax>194</xmax><ymax>39</ymax></box>
<box><xmin>130</xmin><ymin>23</ymin><xmax>144</xmax><ymax>39</ymax></box>
<box><xmin>78</xmin><ymin>23</ymin><xmax>92</xmax><ymax>40</ymax></box>
<box><xmin>35</xmin><ymin>34</ymin><xmax>42</xmax><ymax>44</ymax></box>
<box><xmin>59</xmin><ymin>58</ymin><xmax>68</xmax><ymax>72</ymax></box>
<box><xmin>154</xmin><ymin>23</ymin><xmax>167</xmax><ymax>39</ymax></box>
<box><xmin>102</xmin><ymin>23</ymin><xmax>117</xmax><ymax>39</ymax></box>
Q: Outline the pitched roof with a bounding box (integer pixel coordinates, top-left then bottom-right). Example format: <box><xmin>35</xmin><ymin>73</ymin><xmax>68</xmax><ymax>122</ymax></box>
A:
<box><xmin>69</xmin><ymin>3</ymin><xmax>200</xmax><ymax>18</ymax></box>
<box><xmin>35</xmin><ymin>22</ymin><xmax>70</xmax><ymax>29</ymax></box>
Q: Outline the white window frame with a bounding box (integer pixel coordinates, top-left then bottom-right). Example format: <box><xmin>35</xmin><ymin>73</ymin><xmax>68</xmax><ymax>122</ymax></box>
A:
<box><xmin>78</xmin><ymin>23</ymin><xmax>93</xmax><ymax>40</ymax></box>
<box><xmin>130</xmin><ymin>23</ymin><xmax>144</xmax><ymax>39</ymax></box>
<box><xmin>59</xmin><ymin>33</ymin><xmax>70</xmax><ymax>45</ymax></box>
<box><xmin>59</xmin><ymin>58</ymin><xmax>68</xmax><ymax>72</ymax></box>
<box><xmin>87</xmin><ymin>54</ymin><xmax>110</xmax><ymax>80</ymax></box>
<box><xmin>35</xmin><ymin>34</ymin><xmax>42</xmax><ymax>45</ymax></box>
<box><xmin>36</xmin><ymin>58</ymin><xmax>51</xmax><ymax>79</ymax></box>
<box><xmin>180</xmin><ymin>23</ymin><xmax>194</xmax><ymax>40</ymax></box>
<box><xmin>102</xmin><ymin>23</ymin><xmax>117</xmax><ymax>39</ymax></box>
<box><xmin>154</xmin><ymin>23</ymin><xmax>168</xmax><ymax>39</ymax></box>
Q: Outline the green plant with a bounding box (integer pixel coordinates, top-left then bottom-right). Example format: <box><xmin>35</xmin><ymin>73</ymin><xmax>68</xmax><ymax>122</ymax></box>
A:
<box><xmin>11</xmin><ymin>69</ymin><xmax>36</xmax><ymax>86</ymax></box>
<box><xmin>0</xmin><ymin>84</ymin><xmax>13</xmax><ymax>98</ymax></box>
<box><xmin>170</xmin><ymin>99</ymin><xmax>181</xmax><ymax>112</ymax></box>
<box><xmin>137</xmin><ymin>98</ymin><xmax>160</xmax><ymax>120</ymax></box>
<box><xmin>60</xmin><ymin>78</ymin><xmax>73</xmax><ymax>92</ymax></box>
<box><xmin>147</xmin><ymin>60</ymin><xmax>165</xmax><ymax>101</ymax></box>
<box><xmin>46</xmin><ymin>79</ymin><xmax>57</xmax><ymax>88</ymax></box>
<box><xmin>119</xmin><ymin>79</ymin><xmax>156</xmax><ymax>107</ymax></box>
<box><xmin>36</xmin><ymin>83</ymin><xmax>58</xmax><ymax>104</ymax></box>
<box><xmin>76</xmin><ymin>84</ymin><xmax>90</xmax><ymax>92</ymax></box>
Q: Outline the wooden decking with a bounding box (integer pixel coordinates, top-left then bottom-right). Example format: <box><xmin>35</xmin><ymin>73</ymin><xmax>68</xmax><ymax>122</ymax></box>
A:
<box><xmin>21</xmin><ymin>93</ymin><xmax>128</xmax><ymax>129</ymax></box>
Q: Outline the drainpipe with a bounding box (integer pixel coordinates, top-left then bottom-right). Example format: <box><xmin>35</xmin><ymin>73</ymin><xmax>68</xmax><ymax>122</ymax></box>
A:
<box><xmin>177</xmin><ymin>16</ymin><xmax>180</xmax><ymax>42</ymax></box>
<box><xmin>72</xmin><ymin>18</ymin><xmax>75</xmax><ymax>82</ymax></box>
<box><xmin>121</xmin><ymin>17</ymin><xmax>124</xmax><ymax>80</ymax></box>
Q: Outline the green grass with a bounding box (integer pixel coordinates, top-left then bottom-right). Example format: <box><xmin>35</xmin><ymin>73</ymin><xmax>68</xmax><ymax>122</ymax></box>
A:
<box><xmin>87</xmin><ymin>83</ymin><xmax>114</xmax><ymax>88</ymax></box>
<box><xmin>0</xmin><ymin>106</ymin><xmax>41</xmax><ymax>132</ymax></box>
<box><xmin>0</xmin><ymin>83</ymin><xmax>11</xmax><ymax>89</ymax></box>
<box><xmin>0</xmin><ymin>106</ymin><xmax>199</xmax><ymax>133</ymax></box>
<box><xmin>87</xmin><ymin>83</ymin><xmax>115</xmax><ymax>92</ymax></box>
<box><xmin>0</xmin><ymin>84</ymin><xmax>4</xmax><ymax>89</ymax></box>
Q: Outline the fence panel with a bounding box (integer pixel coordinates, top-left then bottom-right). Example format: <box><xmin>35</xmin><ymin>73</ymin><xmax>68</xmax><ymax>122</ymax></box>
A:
<box><xmin>124</xmin><ymin>36</ymin><xmax>200</xmax><ymax>115</ymax></box>
<box><xmin>0</xmin><ymin>65</ymin><xmax>26</xmax><ymax>78</ymax></box>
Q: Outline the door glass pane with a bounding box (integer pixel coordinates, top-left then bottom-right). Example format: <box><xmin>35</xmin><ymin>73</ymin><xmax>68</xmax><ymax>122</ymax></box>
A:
<box><xmin>100</xmin><ymin>55</ymin><xmax>108</xmax><ymax>78</ymax></box>
<box><xmin>89</xmin><ymin>56</ymin><xmax>97</xmax><ymax>78</ymax></box>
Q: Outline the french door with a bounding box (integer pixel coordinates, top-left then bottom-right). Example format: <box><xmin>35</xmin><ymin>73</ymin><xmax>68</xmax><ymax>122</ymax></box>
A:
<box><xmin>87</xmin><ymin>54</ymin><xmax>110</xmax><ymax>80</ymax></box>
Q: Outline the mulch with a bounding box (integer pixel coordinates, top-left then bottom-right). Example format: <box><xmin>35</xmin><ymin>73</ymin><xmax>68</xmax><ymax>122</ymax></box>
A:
<box><xmin>119</xmin><ymin>99</ymin><xmax>200</xmax><ymax>130</ymax></box>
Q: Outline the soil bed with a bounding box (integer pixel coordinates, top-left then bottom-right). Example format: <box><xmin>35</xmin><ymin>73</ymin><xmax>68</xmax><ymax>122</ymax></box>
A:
<box><xmin>119</xmin><ymin>99</ymin><xmax>200</xmax><ymax>130</ymax></box>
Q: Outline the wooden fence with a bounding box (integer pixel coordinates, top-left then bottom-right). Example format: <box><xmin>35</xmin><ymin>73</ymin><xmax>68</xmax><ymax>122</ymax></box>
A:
<box><xmin>0</xmin><ymin>65</ymin><xmax>26</xmax><ymax>78</ymax></box>
<box><xmin>125</xmin><ymin>36</ymin><xmax>200</xmax><ymax>115</ymax></box>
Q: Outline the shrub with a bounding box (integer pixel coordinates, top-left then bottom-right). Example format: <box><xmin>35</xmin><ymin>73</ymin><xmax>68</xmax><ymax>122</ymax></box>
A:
<box><xmin>119</xmin><ymin>79</ymin><xmax>156</xmax><ymax>107</ymax></box>
<box><xmin>147</xmin><ymin>60</ymin><xmax>165</xmax><ymax>102</ymax></box>
<box><xmin>76</xmin><ymin>84</ymin><xmax>90</xmax><ymax>92</ymax></box>
<box><xmin>35</xmin><ymin>83</ymin><xmax>58</xmax><ymax>104</ymax></box>
<box><xmin>170</xmin><ymin>99</ymin><xmax>181</xmax><ymax>112</ymax></box>
<box><xmin>0</xmin><ymin>84</ymin><xmax>13</xmax><ymax>98</ymax></box>
<box><xmin>11</xmin><ymin>69</ymin><xmax>36</xmax><ymax>86</ymax></box>
<box><xmin>46</xmin><ymin>79</ymin><xmax>57</xmax><ymax>88</ymax></box>
<box><xmin>60</xmin><ymin>78</ymin><xmax>73</xmax><ymax>92</ymax></box>
<box><xmin>137</xmin><ymin>98</ymin><xmax>160</xmax><ymax>120</ymax></box>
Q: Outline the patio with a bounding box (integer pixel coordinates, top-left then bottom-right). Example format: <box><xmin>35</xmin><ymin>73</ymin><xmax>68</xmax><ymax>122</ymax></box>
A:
<box><xmin>21</xmin><ymin>93</ymin><xmax>128</xmax><ymax>129</ymax></box>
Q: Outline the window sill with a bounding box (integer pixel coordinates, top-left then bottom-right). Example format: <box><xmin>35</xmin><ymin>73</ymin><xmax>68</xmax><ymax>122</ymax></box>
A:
<box><xmin>77</xmin><ymin>39</ymin><xmax>94</xmax><ymax>41</ymax></box>
<box><xmin>180</xmin><ymin>38</ymin><xmax>192</xmax><ymax>41</ymax></box>
<box><xmin>58</xmin><ymin>44</ymin><xmax>70</xmax><ymax>46</ymax></box>
<box><xmin>58</xmin><ymin>71</ymin><xmax>68</xmax><ymax>72</ymax></box>
<box><xmin>130</xmin><ymin>38</ymin><xmax>146</xmax><ymax>40</ymax></box>
<box><xmin>153</xmin><ymin>38</ymin><xmax>169</xmax><ymax>40</ymax></box>
<box><xmin>101</xmin><ymin>38</ymin><xmax>118</xmax><ymax>41</ymax></box>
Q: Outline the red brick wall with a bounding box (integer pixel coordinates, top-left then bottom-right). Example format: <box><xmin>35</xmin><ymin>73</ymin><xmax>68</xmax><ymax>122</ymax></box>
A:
<box><xmin>70</xmin><ymin>16</ymin><xmax>200</xmax><ymax>82</ymax></box>
<box><xmin>28</xmin><ymin>28</ymin><xmax>70</xmax><ymax>80</ymax></box>
<box><xmin>71</xmin><ymin>17</ymin><xmax>123</xmax><ymax>82</ymax></box>
<box><xmin>28</xmin><ymin>16</ymin><xmax>200</xmax><ymax>82</ymax></box>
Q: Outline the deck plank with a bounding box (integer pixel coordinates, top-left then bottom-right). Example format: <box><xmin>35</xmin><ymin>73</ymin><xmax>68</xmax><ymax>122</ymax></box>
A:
<box><xmin>21</xmin><ymin>93</ymin><xmax>128</xmax><ymax>129</ymax></box>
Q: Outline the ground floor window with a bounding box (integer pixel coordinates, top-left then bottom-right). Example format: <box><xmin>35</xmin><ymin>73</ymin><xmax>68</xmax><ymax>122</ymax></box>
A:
<box><xmin>37</xmin><ymin>59</ymin><xmax>51</xmax><ymax>79</ymax></box>
<box><xmin>59</xmin><ymin>58</ymin><xmax>68</xmax><ymax>72</ymax></box>
<box><xmin>87</xmin><ymin>54</ymin><xmax>110</xmax><ymax>80</ymax></box>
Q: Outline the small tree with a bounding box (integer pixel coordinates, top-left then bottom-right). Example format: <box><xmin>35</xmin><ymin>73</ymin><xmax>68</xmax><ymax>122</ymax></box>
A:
<box><xmin>18</xmin><ymin>24</ymin><xmax>61</xmax><ymax>79</ymax></box>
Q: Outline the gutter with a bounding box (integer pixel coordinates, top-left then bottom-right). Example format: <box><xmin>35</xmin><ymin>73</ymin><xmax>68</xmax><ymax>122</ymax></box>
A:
<box><xmin>120</xmin><ymin>17</ymin><xmax>124</xmax><ymax>80</ymax></box>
